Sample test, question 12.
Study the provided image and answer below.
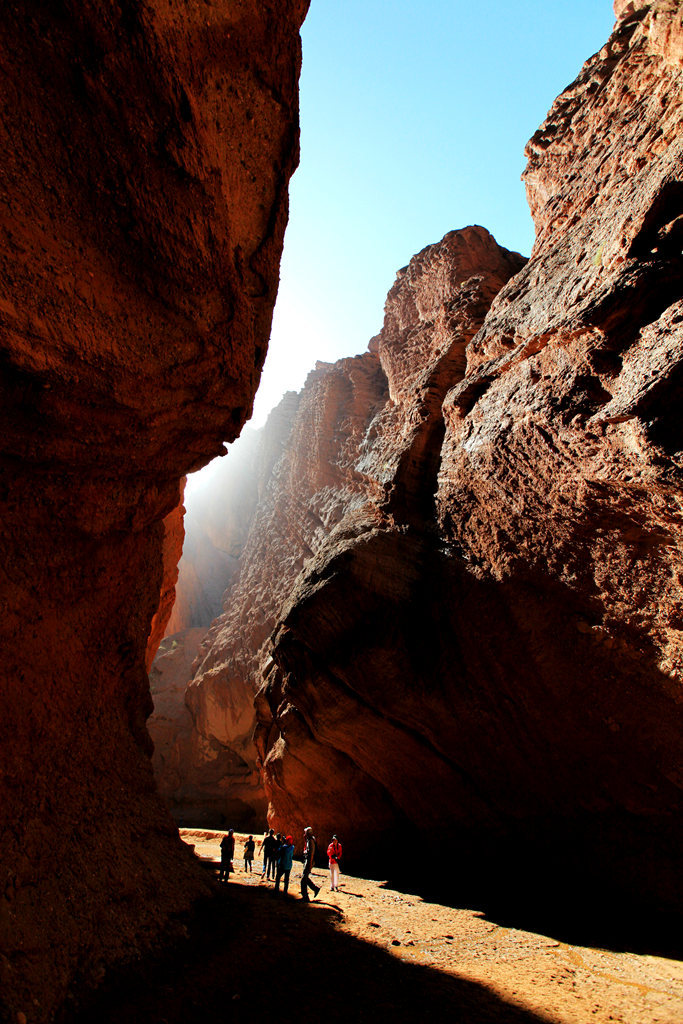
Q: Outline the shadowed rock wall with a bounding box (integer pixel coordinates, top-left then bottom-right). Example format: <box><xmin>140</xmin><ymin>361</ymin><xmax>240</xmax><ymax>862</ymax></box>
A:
<box><xmin>153</xmin><ymin>357</ymin><xmax>391</xmax><ymax>823</ymax></box>
<box><xmin>0</xmin><ymin>1</ymin><xmax>308</xmax><ymax>1019</ymax></box>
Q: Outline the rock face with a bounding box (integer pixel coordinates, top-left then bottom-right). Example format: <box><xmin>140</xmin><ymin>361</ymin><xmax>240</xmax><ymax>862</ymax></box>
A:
<box><xmin>254</xmin><ymin>227</ymin><xmax>528</xmax><ymax>857</ymax></box>
<box><xmin>148</xmin><ymin>628</ymin><xmax>242</xmax><ymax>824</ymax></box>
<box><xmin>162</xmin><ymin>359</ymin><xmax>391</xmax><ymax>823</ymax></box>
<box><xmin>203</xmin><ymin>0</ymin><xmax>682</xmax><ymax>916</ymax></box>
<box><xmin>147</xmin><ymin>498</ymin><xmax>187</xmax><ymax>669</ymax></box>
<box><xmin>173</xmin><ymin>226</ymin><xmax>523</xmax><ymax>830</ymax></box>
<box><xmin>164</xmin><ymin>427</ymin><xmax>264</xmax><ymax>637</ymax></box>
<box><xmin>146</xmin><ymin>0</ymin><xmax>682</xmax><ymax>923</ymax></box>
<box><xmin>0</xmin><ymin>2</ymin><xmax>308</xmax><ymax>1020</ymax></box>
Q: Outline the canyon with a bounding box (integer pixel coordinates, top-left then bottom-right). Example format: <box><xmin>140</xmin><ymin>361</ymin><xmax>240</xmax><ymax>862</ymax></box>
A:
<box><xmin>1</xmin><ymin>0</ymin><xmax>682</xmax><ymax>1021</ymax></box>
<box><xmin>153</xmin><ymin>0</ymin><xmax>683</xmax><ymax>928</ymax></box>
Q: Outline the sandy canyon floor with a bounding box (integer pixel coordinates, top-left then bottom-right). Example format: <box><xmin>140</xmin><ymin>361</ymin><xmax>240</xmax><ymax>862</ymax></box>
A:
<box><xmin>75</xmin><ymin>829</ymin><xmax>683</xmax><ymax>1023</ymax></box>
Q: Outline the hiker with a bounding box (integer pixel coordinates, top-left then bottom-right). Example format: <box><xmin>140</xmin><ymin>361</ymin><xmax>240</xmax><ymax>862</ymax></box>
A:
<box><xmin>260</xmin><ymin>828</ymin><xmax>277</xmax><ymax>880</ymax></box>
<box><xmin>327</xmin><ymin>834</ymin><xmax>343</xmax><ymax>891</ymax></box>
<box><xmin>244</xmin><ymin>834</ymin><xmax>255</xmax><ymax>872</ymax></box>
<box><xmin>275</xmin><ymin>834</ymin><xmax>295</xmax><ymax>893</ymax></box>
<box><xmin>300</xmin><ymin>826</ymin><xmax>321</xmax><ymax>902</ymax></box>
<box><xmin>257</xmin><ymin>829</ymin><xmax>268</xmax><ymax>871</ymax></box>
<box><xmin>219</xmin><ymin>829</ymin><xmax>235</xmax><ymax>882</ymax></box>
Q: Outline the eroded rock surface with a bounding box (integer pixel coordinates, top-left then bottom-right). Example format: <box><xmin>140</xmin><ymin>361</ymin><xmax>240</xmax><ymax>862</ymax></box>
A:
<box><xmin>248</xmin><ymin>1</ymin><xmax>683</xmax><ymax>914</ymax></box>
<box><xmin>0</xmin><ymin>1</ymin><xmax>308</xmax><ymax>1020</ymax></box>
<box><xmin>169</xmin><ymin>356</ymin><xmax>390</xmax><ymax>823</ymax></box>
<box><xmin>254</xmin><ymin>227</ymin><xmax>527</xmax><ymax>854</ymax></box>
<box><xmin>174</xmin><ymin>226</ymin><xmax>523</xmax><ymax>830</ymax></box>
<box><xmin>149</xmin><ymin>627</ymin><xmax>263</xmax><ymax>826</ymax></box>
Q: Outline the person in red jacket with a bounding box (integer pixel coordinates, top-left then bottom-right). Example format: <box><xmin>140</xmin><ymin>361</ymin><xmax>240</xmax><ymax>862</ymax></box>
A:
<box><xmin>327</xmin><ymin>834</ymin><xmax>343</xmax><ymax>891</ymax></box>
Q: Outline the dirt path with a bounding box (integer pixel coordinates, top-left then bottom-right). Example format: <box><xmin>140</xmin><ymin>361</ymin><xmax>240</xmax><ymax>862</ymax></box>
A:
<box><xmin>72</xmin><ymin>829</ymin><xmax>683</xmax><ymax>1024</ymax></box>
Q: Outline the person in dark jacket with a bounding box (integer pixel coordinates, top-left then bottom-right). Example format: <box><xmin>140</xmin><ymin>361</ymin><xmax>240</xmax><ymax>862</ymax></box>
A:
<box><xmin>244</xmin><ymin>834</ymin><xmax>255</xmax><ymax>872</ymax></box>
<box><xmin>260</xmin><ymin>828</ymin><xmax>277</xmax><ymax>880</ymax></box>
<box><xmin>275</xmin><ymin>834</ymin><xmax>295</xmax><ymax>893</ymax></box>
<box><xmin>300</xmin><ymin>826</ymin><xmax>320</xmax><ymax>902</ymax></box>
<box><xmin>219</xmin><ymin>829</ymin><xmax>235</xmax><ymax>882</ymax></box>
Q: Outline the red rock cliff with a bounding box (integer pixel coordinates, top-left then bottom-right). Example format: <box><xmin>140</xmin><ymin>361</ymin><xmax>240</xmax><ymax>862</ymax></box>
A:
<box><xmin>168</xmin><ymin>356</ymin><xmax>390</xmax><ymax>825</ymax></box>
<box><xmin>250</xmin><ymin>1</ymin><xmax>683</xmax><ymax>916</ymax></box>
<box><xmin>255</xmin><ymin>227</ymin><xmax>526</xmax><ymax>854</ymax></box>
<box><xmin>0</xmin><ymin>2</ymin><xmax>308</xmax><ymax>1020</ymax></box>
<box><xmin>165</xmin><ymin>226</ymin><xmax>523</xmax><ymax>835</ymax></box>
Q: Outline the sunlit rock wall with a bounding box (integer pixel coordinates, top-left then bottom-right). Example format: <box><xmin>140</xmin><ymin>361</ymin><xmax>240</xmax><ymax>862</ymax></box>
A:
<box><xmin>170</xmin><ymin>226</ymin><xmax>522</xmax><ymax>832</ymax></box>
<box><xmin>160</xmin><ymin>358</ymin><xmax>390</xmax><ymax>824</ymax></box>
<box><xmin>164</xmin><ymin>427</ymin><xmax>263</xmax><ymax>637</ymax></box>
<box><xmin>256</xmin><ymin>227</ymin><xmax>526</xmax><ymax>856</ymax></box>
<box><xmin>0</xmin><ymin>1</ymin><xmax>308</xmax><ymax>1020</ymax></box>
<box><xmin>254</xmin><ymin>0</ymin><xmax>683</xmax><ymax>914</ymax></box>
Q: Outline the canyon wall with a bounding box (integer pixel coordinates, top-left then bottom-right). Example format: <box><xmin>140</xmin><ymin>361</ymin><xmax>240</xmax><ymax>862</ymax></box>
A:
<box><xmin>164</xmin><ymin>427</ymin><xmax>264</xmax><ymax>637</ymax></box>
<box><xmin>149</xmin><ymin>395</ymin><xmax>303</xmax><ymax>824</ymax></box>
<box><xmin>170</xmin><ymin>226</ymin><xmax>524</xmax><ymax>830</ymax></box>
<box><xmin>150</xmin><ymin>356</ymin><xmax>392</xmax><ymax>823</ymax></box>
<box><xmin>260</xmin><ymin>0</ymin><xmax>683</xmax><ymax>909</ymax></box>
<box><xmin>0</xmin><ymin>2</ymin><xmax>308</xmax><ymax>1021</ymax></box>
<box><xmin>177</xmin><ymin>0</ymin><xmax>683</xmax><ymax>916</ymax></box>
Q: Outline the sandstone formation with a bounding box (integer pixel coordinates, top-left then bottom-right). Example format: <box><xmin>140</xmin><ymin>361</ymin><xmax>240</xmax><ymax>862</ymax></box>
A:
<box><xmin>147</xmin><ymin>498</ymin><xmax>187</xmax><ymax>669</ymax></box>
<box><xmin>255</xmin><ymin>227</ymin><xmax>528</xmax><ymax>859</ymax></box>
<box><xmin>0</xmin><ymin>2</ymin><xmax>308</xmax><ymax>1020</ymax></box>
<box><xmin>173</xmin><ymin>226</ymin><xmax>523</xmax><ymax>831</ymax></box>
<box><xmin>149</xmin><ymin>627</ymin><xmax>263</xmax><ymax>826</ymax></box>
<box><xmin>160</xmin><ymin>360</ymin><xmax>390</xmax><ymax>823</ymax></box>
<box><xmin>187</xmin><ymin>0</ymin><xmax>683</xmax><ymax>917</ymax></box>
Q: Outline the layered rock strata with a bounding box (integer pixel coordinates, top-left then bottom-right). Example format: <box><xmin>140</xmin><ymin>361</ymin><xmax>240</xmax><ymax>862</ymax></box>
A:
<box><xmin>0</xmin><ymin>2</ymin><xmax>308</xmax><ymax>1020</ymax></box>
<box><xmin>251</xmin><ymin>1</ymin><xmax>683</xmax><ymax>913</ymax></box>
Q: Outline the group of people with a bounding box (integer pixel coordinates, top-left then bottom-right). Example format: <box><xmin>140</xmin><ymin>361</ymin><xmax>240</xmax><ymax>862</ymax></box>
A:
<box><xmin>218</xmin><ymin>826</ymin><xmax>343</xmax><ymax>900</ymax></box>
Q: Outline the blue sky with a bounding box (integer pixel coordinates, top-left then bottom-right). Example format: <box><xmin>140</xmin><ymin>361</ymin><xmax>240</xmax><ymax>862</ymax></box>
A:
<box><xmin>251</xmin><ymin>1</ymin><xmax>617</xmax><ymax>425</ymax></box>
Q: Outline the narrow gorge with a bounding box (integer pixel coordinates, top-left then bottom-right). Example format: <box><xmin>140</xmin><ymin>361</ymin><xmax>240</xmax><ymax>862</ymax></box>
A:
<box><xmin>151</xmin><ymin>0</ymin><xmax>683</xmax><ymax>924</ymax></box>
<box><xmin>1</xmin><ymin>1</ymin><xmax>682</xmax><ymax>1021</ymax></box>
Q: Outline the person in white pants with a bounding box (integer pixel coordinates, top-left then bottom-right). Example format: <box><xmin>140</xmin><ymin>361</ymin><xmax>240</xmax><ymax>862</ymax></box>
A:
<box><xmin>327</xmin><ymin>834</ymin><xmax>343</xmax><ymax>891</ymax></box>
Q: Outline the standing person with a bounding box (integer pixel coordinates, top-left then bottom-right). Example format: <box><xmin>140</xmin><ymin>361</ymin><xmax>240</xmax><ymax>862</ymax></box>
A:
<box><xmin>300</xmin><ymin>826</ymin><xmax>320</xmax><ymax>902</ymax></box>
<box><xmin>257</xmin><ymin>830</ymin><xmax>269</xmax><ymax>874</ymax></box>
<box><xmin>327</xmin><ymin>834</ymin><xmax>343</xmax><ymax>891</ymax></box>
<box><xmin>261</xmin><ymin>828</ymin><xmax>277</xmax><ymax>880</ymax></box>
<box><xmin>275</xmin><ymin>835</ymin><xmax>295</xmax><ymax>893</ymax></box>
<box><xmin>219</xmin><ymin>828</ymin><xmax>235</xmax><ymax>882</ymax></box>
<box><xmin>244</xmin><ymin>834</ymin><xmax>255</xmax><ymax>872</ymax></box>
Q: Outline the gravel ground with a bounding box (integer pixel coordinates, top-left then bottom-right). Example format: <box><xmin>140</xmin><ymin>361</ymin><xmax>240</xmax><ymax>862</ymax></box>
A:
<box><xmin>70</xmin><ymin>828</ymin><xmax>683</xmax><ymax>1024</ymax></box>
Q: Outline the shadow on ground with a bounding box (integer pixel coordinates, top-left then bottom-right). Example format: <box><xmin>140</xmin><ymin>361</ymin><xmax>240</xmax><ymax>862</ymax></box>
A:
<box><xmin>65</xmin><ymin>878</ymin><xmax>549</xmax><ymax>1024</ymax></box>
<box><xmin>379</xmin><ymin>872</ymin><xmax>683</xmax><ymax>963</ymax></box>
